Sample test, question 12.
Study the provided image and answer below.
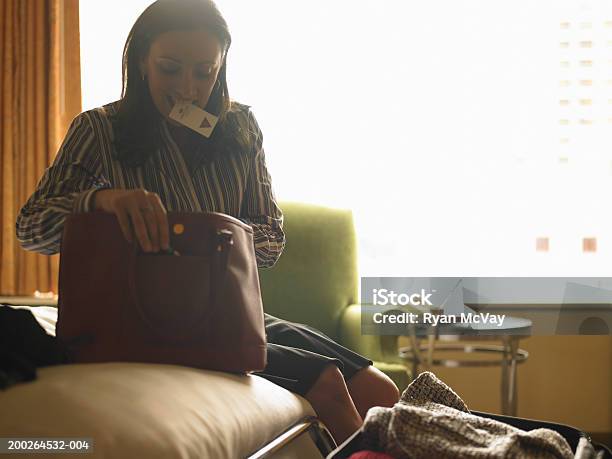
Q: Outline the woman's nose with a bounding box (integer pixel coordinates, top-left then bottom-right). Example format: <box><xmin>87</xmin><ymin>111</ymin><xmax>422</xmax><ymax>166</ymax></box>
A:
<box><xmin>177</xmin><ymin>72</ymin><xmax>197</xmax><ymax>100</ymax></box>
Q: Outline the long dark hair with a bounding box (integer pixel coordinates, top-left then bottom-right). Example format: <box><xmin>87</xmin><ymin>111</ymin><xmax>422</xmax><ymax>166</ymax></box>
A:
<box><xmin>111</xmin><ymin>0</ymin><xmax>250</xmax><ymax>167</ymax></box>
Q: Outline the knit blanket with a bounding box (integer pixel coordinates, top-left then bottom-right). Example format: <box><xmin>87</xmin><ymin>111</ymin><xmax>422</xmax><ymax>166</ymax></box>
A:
<box><xmin>361</xmin><ymin>371</ymin><xmax>580</xmax><ymax>459</ymax></box>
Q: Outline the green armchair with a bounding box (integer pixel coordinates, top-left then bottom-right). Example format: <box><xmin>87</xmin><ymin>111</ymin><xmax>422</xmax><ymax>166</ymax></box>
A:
<box><xmin>258</xmin><ymin>201</ymin><xmax>411</xmax><ymax>390</ymax></box>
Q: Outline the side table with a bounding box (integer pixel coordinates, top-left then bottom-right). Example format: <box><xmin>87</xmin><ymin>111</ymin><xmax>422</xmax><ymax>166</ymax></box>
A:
<box><xmin>398</xmin><ymin>315</ymin><xmax>532</xmax><ymax>416</ymax></box>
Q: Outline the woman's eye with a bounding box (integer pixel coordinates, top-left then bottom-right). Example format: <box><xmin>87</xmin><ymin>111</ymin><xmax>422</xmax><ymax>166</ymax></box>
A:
<box><xmin>195</xmin><ymin>70</ymin><xmax>212</xmax><ymax>79</ymax></box>
<box><xmin>156</xmin><ymin>62</ymin><xmax>213</xmax><ymax>79</ymax></box>
<box><xmin>159</xmin><ymin>65</ymin><xmax>181</xmax><ymax>75</ymax></box>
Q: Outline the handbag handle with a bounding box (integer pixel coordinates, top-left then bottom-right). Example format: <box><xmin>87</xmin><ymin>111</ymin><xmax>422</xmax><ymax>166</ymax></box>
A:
<box><xmin>126</xmin><ymin>229</ymin><xmax>234</xmax><ymax>343</ymax></box>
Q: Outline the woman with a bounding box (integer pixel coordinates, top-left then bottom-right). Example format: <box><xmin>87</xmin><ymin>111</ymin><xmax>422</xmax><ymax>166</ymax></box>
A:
<box><xmin>16</xmin><ymin>0</ymin><xmax>399</xmax><ymax>443</ymax></box>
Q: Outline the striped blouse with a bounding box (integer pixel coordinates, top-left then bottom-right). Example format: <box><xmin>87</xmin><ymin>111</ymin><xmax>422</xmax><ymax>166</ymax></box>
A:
<box><xmin>15</xmin><ymin>100</ymin><xmax>285</xmax><ymax>268</ymax></box>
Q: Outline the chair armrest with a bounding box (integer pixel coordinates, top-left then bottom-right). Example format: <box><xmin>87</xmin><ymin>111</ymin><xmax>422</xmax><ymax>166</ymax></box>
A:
<box><xmin>338</xmin><ymin>304</ymin><xmax>403</xmax><ymax>363</ymax></box>
<box><xmin>338</xmin><ymin>304</ymin><xmax>413</xmax><ymax>389</ymax></box>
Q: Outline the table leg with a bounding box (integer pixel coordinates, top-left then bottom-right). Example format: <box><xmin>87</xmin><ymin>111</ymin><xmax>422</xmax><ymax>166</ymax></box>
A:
<box><xmin>426</xmin><ymin>334</ymin><xmax>436</xmax><ymax>367</ymax></box>
<box><xmin>508</xmin><ymin>337</ymin><xmax>519</xmax><ymax>416</ymax></box>
<box><xmin>408</xmin><ymin>332</ymin><xmax>421</xmax><ymax>378</ymax></box>
<box><xmin>501</xmin><ymin>336</ymin><xmax>510</xmax><ymax>415</ymax></box>
<box><xmin>500</xmin><ymin>336</ymin><xmax>520</xmax><ymax>416</ymax></box>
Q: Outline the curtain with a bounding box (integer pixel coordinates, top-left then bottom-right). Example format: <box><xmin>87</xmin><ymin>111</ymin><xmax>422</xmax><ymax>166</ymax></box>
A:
<box><xmin>0</xmin><ymin>0</ymin><xmax>81</xmax><ymax>296</ymax></box>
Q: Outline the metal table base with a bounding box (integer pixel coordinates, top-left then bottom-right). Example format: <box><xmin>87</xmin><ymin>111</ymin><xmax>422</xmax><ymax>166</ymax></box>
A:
<box><xmin>399</xmin><ymin>335</ymin><xmax>529</xmax><ymax>416</ymax></box>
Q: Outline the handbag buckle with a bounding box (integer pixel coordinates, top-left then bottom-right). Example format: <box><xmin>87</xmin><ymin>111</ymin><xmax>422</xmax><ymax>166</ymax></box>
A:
<box><xmin>216</xmin><ymin>229</ymin><xmax>234</xmax><ymax>252</ymax></box>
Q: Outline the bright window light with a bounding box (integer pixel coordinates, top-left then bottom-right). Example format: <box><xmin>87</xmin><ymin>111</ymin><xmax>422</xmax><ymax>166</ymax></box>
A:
<box><xmin>80</xmin><ymin>0</ymin><xmax>612</xmax><ymax>277</ymax></box>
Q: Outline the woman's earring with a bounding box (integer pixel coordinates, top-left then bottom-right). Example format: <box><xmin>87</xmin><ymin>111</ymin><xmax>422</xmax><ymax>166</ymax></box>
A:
<box><xmin>142</xmin><ymin>73</ymin><xmax>146</xmax><ymax>81</ymax></box>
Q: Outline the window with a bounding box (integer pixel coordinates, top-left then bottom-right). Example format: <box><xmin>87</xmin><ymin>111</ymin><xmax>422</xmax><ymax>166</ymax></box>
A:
<box><xmin>80</xmin><ymin>0</ymin><xmax>612</xmax><ymax>276</ymax></box>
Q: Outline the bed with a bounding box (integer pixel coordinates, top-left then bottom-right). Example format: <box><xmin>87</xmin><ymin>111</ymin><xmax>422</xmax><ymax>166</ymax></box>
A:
<box><xmin>0</xmin><ymin>305</ymin><xmax>336</xmax><ymax>458</ymax></box>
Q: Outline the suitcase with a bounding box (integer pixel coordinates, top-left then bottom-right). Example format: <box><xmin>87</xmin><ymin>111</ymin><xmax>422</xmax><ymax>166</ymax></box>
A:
<box><xmin>327</xmin><ymin>411</ymin><xmax>612</xmax><ymax>458</ymax></box>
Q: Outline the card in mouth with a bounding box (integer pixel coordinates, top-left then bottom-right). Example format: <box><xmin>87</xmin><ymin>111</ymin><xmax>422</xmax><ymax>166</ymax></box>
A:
<box><xmin>168</xmin><ymin>101</ymin><xmax>219</xmax><ymax>138</ymax></box>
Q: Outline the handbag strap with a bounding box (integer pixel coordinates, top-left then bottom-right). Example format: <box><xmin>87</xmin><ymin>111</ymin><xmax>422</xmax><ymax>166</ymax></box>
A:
<box><xmin>127</xmin><ymin>229</ymin><xmax>234</xmax><ymax>343</ymax></box>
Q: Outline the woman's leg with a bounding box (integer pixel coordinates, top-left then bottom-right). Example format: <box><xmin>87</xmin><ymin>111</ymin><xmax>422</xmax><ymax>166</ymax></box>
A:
<box><xmin>304</xmin><ymin>364</ymin><xmax>363</xmax><ymax>444</ymax></box>
<box><xmin>346</xmin><ymin>366</ymin><xmax>400</xmax><ymax>419</ymax></box>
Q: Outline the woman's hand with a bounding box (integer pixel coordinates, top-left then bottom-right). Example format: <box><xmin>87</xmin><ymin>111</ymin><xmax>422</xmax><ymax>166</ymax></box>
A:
<box><xmin>93</xmin><ymin>188</ymin><xmax>169</xmax><ymax>252</ymax></box>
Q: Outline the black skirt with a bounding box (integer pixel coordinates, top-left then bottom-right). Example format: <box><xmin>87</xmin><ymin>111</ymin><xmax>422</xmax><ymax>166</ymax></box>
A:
<box><xmin>253</xmin><ymin>313</ymin><xmax>373</xmax><ymax>396</ymax></box>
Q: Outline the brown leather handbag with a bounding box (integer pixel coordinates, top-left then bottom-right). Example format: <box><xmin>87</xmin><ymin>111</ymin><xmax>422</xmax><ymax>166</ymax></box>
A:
<box><xmin>55</xmin><ymin>211</ymin><xmax>267</xmax><ymax>373</ymax></box>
